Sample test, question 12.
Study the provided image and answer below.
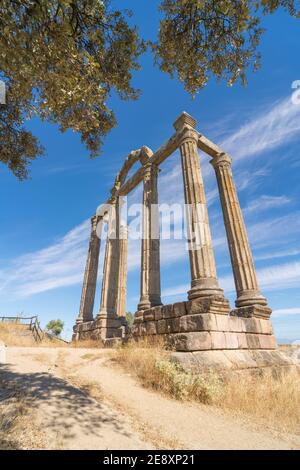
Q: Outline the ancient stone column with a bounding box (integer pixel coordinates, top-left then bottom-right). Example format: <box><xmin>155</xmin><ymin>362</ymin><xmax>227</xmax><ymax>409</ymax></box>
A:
<box><xmin>211</xmin><ymin>153</ymin><xmax>267</xmax><ymax>308</ymax></box>
<box><xmin>116</xmin><ymin>225</ymin><xmax>128</xmax><ymax>317</ymax></box>
<box><xmin>76</xmin><ymin>215</ymin><xmax>101</xmax><ymax>323</ymax></box>
<box><xmin>97</xmin><ymin>202</ymin><xmax>119</xmax><ymax>318</ymax></box>
<box><xmin>174</xmin><ymin>112</ymin><xmax>224</xmax><ymax>300</ymax></box>
<box><xmin>138</xmin><ymin>156</ymin><xmax>162</xmax><ymax>311</ymax></box>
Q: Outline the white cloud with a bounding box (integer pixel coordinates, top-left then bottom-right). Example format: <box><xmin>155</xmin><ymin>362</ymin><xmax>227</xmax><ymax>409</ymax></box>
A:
<box><xmin>243</xmin><ymin>195</ymin><xmax>291</xmax><ymax>214</ymax></box>
<box><xmin>0</xmin><ymin>220</ymin><xmax>90</xmax><ymax>298</ymax></box>
<box><xmin>272</xmin><ymin>308</ymin><xmax>300</xmax><ymax>317</ymax></box>
<box><xmin>162</xmin><ymin>260</ymin><xmax>300</xmax><ymax>299</ymax></box>
<box><xmin>220</xmin><ymin>96</ymin><xmax>300</xmax><ymax>160</ymax></box>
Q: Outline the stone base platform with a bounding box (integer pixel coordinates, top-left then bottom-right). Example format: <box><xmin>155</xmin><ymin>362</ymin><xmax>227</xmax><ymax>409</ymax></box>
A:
<box><xmin>170</xmin><ymin>349</ymin><xmax>298</xmax><ymax>376</ymax></box>
<box><xmin>72</xmin><ymin>314</ymin><xmax>127</xmax><ymax>344</ymax></box>
<box><xmin>132</xmin><ymin>298</ymin><xmax>277</xmax><ymax>353</ymax></box>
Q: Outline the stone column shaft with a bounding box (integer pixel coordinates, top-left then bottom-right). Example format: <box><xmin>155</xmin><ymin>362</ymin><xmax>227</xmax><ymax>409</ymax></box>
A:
<box><xmin>98</xmin><ymin>202</ymin><xmax>120</xmax><ymax>318</ymax></box>
<box><xmin>116</xmin><ymin>225</ymin><xmax>128</xmax><ymax>317</ymax></box>
<box><xmin>174</xmin><ymin>113</ymin><xmax>223</xmax><ymax>300</ymax></box>
<box><xmin>211</xmin><ymin>153</ymin><xmax>267</xmax><ymax>307</ymax></box>
<box><xmin>77</xmin><ymin>216</ymin><xmax>101</xmax><ymax>323</ymax></box>
<box><xmin>138</xmin><ymin>162</ymin><xmax>162</xmax><ymax>310</ymax></box>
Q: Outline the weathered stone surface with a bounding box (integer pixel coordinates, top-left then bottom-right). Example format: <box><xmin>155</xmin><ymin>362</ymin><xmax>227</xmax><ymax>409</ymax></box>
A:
<box><xmin>246</xmin><ymin>334</ymin><xmax>261</xmax><ymax>349</ymax></box>
<box><xmin>231</xmin><ymin>305</ymin><xmax>272</xmax><ymax>319</ymax></box>
<box><xmin>237</xmin><ymin>333</ymin><xmax>248</xmax><ymax>349</ymax></box>
<box><xmin>171</xmin><ymin>349</ymin><xmax>296</xmax><ymax>373</ymax></box>
<box><xmin>144</xmin><ymin>309</ymin><xmax>155</xmax><ymax>321</ymax></box>
<box><xmin>146</xmin><ymin>321</ymin><xmax>157</xmax><ymax>335</ymax></box>
<box><xmin>162</xmin><ymin>304</ymin><xmax>174</xmax><ymax>319</ymax></box>
<box><xmin>179</xmin><ymin>313</ymin><xmax>215</xmax><ymax>333</ymax></box>
<box><xmin>172</xmin><ymin>302</ymin><xmax>187</xmax><ymax>317</ymax></box>
<box><xmin>224</xmin><ymin>332</ymin><xmax>239</xmax><ymax>349</ymax></box>
<box><xmin>215</xmin><ymin>314</ymin><xmax>229</xmax><ymax>332</ymax></box>
<box><xmin>157</xmin><ymin>319</ymin><xmax>167</xmax><ymax>334</ymax></box>
<box><xmin>169</xmin><ymin>332</ymin><xmax>212</xmax><ymax>351</ymax></box>
<box><xmin>244</xmin><ymin>318</ymin><xmax>261</xmax><ymax>334</ymax></box>
<box><xmin>259</xmin><ymin>334</ymin><xmax>277</xmax><ymax>350</ymax></box>
<box><xmin>259</xmin><ymin>319</ymin><xmax>273</xmax><ymax>335</ymax></box>
<box><xmin>154</xmin><ymin>306</ymin><xmax>163</xmax><ymax>321</ymax></box>
<box><xmin>228</xmin><ymin>316</ymin><xmax>244</xmax><ymax>333</ymax></box>
<box><xmin>210</xmin><ymin>331</ymin><xmax>226</xmax><ymax>349</ymax></box>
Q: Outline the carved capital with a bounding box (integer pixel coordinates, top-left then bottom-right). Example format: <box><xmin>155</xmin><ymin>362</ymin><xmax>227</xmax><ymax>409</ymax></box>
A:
<box><xmin>210</xmin><ymin>153</ymin><xmax>232</xmax><ymax>170</ymax></box>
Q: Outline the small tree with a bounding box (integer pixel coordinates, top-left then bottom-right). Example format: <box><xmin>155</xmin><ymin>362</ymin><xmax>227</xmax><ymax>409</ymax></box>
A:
<box><xmin>46</xmin><ymin>319</ymin><xmax>64</xmax><ymax>337</ymax></box>
<box><xmin>126</xmin><ymin>311</ymin><xmax>134</xmax><ymax>328</ymax></box>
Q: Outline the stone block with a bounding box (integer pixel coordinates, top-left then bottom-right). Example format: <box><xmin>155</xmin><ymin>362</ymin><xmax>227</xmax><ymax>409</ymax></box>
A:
<box><xmin>210</xmin><ymin>331</ymin><xmax>226</xmax><ymax>349</ymax></box>
<box><xmin>215</xmin><ymin>315</ymin><xmax>230</xmax><ymax>332</ymax></box>
<box><xmin>244</xmin><ymin>318</ymin><xmax>261</xmax><ymax>334</ymax></box>
<box><xmin>157</xmin><ymin>319</ymin><xmax>167</xmax><ymax>334</ymax></box>
<box><xmin>228</xmin><ymin>316</ymin><xmax>243</xmax><ymax>333</ymax></box>
<box><xmin>179</xmin><ymin>313</ymin><xmax>215</xmax><ymax>333</ymax></box>
<box><xmin>246</xmin><ymin>334</ymin><xmax>261</xmax><ymax>349</ymax></box>
<box><xmin>154</xmin><ymin>306</ymin><xmax>163</xmax><ymax>321</ymax></box>
<box><xmin>259</xmin><ymin>334</ymin><xmax>277</xmax><ymax>350</ymax></box>
<box><xmin>145</xmin><ymin>321</ymin><xmax>157</xmax><ymax>335</ymax></box>
<box><xmin>144</xmin><ymin>309</ymin><xmax>155</xmax><ymax>321</ymax></box>
<box><xmin>186</xmin><ymin>298</ymin><xmax>212</xmax><ymax>315</ymax></box>
<box><xmin>162</xmin><ymin>304</ymin><xmax>174</xmax><ymax>319</ymax></box>
<box><xmin>170</xmin><ymin>332</ymin><xmax>212</xmax><ymax>352</ymax></box>
<box><xmin>172</xmin><ymin>302</ymin><xmax>187</xmax><ymax>317</ymax></box>
<box><xmin>232</xmin><ymin>305</ymin><xmax>272</xmax><ymax>319</ymax></box>
<box><xmin>134</xmin><ymin>311</ymin><xmax>144</xmax><ymax>323</ymax></box>
<box><xmin>170</xmin><ymin>317</ymin><xmax>181</xmax><ymax>333</ymax></box>
<box><xmin>224</xmin><ymin>332</ymin><xmax>239</xmax><ymax>349</ymax></box>
<box><xmin>237</xmin><ymin>333</ymin><xmax>248</xmax><ymax>349</ymax></box>
<box><xmin>259</xmin><ymin>319</ymin><xmax>273</xmax><ymax>335</ymax></box>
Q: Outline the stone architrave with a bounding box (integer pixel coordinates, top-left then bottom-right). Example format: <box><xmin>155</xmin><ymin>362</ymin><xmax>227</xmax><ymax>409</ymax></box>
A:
<box><xmin>76</xmin><ymin>215</ymin><xmax>101</xmax><ymax>323</ymax></box>
<box><xmin>211</xmin><ymin>153</ymin><xmax>267</xmax><ymax>308</ymax></box>
<box><xmin>174</xmin><ymin>112</ymin><xmax>224</xmax><ymax>300</ymax></box>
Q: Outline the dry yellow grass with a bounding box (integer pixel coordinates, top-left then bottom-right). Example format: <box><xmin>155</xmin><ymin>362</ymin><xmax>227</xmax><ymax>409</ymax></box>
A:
<box><xmin>0</xmin><ymin>378</ymin><xmax>46</xmax><ymax>449</ymax></box>
<box><xmin>71</xmin><ymin>339</ymin><xmax>104</xmax><ymax>348</ymax></box>
<box><xmin>114</xmin><ymin>340</ymin><xmax>300</xmax><ymax>434</ymax></box>
<box><xmin>0</xmin><ymin>323</ymin><xmax>68</xmax><ymax>347</ymax></box>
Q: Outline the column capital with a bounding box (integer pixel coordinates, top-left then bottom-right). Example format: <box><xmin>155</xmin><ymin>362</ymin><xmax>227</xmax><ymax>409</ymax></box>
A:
<box><xmin>210</xmin><ymin>153</ymin><xmax>232</xmax><ymax>169</ymax></box>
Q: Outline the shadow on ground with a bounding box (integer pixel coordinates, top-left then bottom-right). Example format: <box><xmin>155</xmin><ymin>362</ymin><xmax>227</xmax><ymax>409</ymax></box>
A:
<box><xmin>0</xmin><ymin>362</ymin><xmax>133</xmax><ymax>447</ymax></box>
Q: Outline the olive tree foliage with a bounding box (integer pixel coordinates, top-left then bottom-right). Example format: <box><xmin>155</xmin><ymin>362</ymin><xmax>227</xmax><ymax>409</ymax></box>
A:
<box><xmin>154</xmin><ymin>0</ymin><xmax>300</xmax><ymax>94</ymax></box>
<box><xmin>0</xmin><ymin>0</ymin><xmax>143</xmax><ymax>178</ymax></box>
<box><xmin>1</xmin><ymin>1</ymin><xmax>300</xmax><ymax>179</ymax></box>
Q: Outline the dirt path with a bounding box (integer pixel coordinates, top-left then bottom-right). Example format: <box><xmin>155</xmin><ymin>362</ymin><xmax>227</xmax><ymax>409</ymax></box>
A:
<box><xmin>3</xmin><ymin>347</ymin><xmax>300</xmax><ymax>450</ymax></box>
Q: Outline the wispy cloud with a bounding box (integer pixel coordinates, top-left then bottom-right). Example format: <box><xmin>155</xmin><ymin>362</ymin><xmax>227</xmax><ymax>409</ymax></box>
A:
<box><xmin>220</xmin><ymin>96</ymin><xmax>300</xmax><ymax>160</ymax></box>
<box><xmin>162</xmin><ymin>260</ymin><xmax>300</xmax><ymax>299</ymax></box>
<box><xmin>0</xmin><ymin>220</ymin><xmax>90</xmax><ymax>298</ymax></box>
<box><xmin>243</xmin><ymin>195</ymin><xmax>291</xmax><ymax>214</ymax></box>
<box><xmin>272</xmin><ymin>308</ymin><xmax>300</xmax><ymax>317</ymax></box>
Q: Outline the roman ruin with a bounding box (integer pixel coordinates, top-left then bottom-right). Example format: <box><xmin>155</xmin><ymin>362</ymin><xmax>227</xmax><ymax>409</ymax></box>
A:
<box><xmin>73</xmin><ymin>112</ymin><xmax>292</xmax><ymax>370</ymax></box>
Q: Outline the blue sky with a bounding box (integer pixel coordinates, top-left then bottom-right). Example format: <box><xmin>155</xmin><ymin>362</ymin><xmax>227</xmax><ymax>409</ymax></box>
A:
<box><xmin>0</xmin><ymin>2</ymin><xmax>300</xmax><ymax>341</ymax></box>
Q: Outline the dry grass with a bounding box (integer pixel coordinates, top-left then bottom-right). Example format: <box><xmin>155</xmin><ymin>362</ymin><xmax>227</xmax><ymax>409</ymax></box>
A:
<box><xmin>114</xmin><ymin>340</ymin><xmax>300</xmax><ymax>434</ymax></box>
<box><xmin>72</xmin><ymin>339</ymin><xmax>104</xmax><ymax>348</ymax></box>
<box><xmin>0</xmin><ymin>379</ymin><xmax>46</xmax><ymax>449</ymax></box>
<box><xmin>0</xmin><ymin>323</ymin><xmax>67</xmax><ymax>348</ymax></box>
